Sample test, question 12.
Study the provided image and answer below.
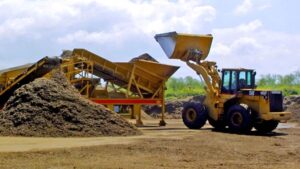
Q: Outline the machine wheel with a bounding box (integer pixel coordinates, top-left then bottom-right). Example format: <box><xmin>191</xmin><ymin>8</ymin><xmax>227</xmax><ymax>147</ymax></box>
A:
<box><xmin>227</xmin><ymin>104</ymin><xmax>252</xmax><ymax>133</ymax></box>
<box><xmin>208</xmin><ymin>117</ymin><xmax>225</xmax><ymax>130</ymax></box>
<box><xmin>254</xmin><ymin>120</ymin><xmax>279</xmax><ymax>133</ymax></box>
<box><xmin>182</xmin><ymin>102</ymin><xmax>208</xmax><ymax>129</ymax></box>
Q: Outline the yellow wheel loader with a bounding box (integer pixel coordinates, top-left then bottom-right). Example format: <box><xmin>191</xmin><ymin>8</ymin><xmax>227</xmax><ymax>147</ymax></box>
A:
<box><xmin>155</xmin><ymin>32</ymin><xmax>291</xmax><ymax>133</ymax></box>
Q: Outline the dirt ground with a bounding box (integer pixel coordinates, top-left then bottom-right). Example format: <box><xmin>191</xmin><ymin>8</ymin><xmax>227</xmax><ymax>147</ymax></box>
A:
<box><xmin>0</xmin><ymin>119</ymin><xmax>299</xmax><ymax>169</ymax></box>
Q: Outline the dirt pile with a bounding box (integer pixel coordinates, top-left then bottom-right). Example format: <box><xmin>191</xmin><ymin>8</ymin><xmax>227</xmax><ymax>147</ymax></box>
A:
<box><xmin>0</xmin><ymin>72</ymin><xmax>141</xmax><ymax>137</ymax></box>
<box><xmin>284</xmin><ymin>95</ymin><xmax>300</xmax><ymax>124</ymax></box>
<box><xmin>144</xmin><ymin>96</ymin><xmax>205</xmax><ymax>119</ymax></box>
<box><xmin>130</xmin><ymin>53</ymin><xmax>158</xmax><ymax>63</ymax></box>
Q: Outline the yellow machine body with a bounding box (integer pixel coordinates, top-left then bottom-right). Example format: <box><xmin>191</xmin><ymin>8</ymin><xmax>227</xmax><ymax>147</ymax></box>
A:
<box><xmin>60</xmin><ymin>49</ymin><xmax>179</xmax><ymax>125</ymax></box>
<box><xmin>155</xmin><ymin>31</ymin><xmax>291</xmax><ymax>132</ymax></box>
<box><xmin>0</xmin><ymin>49</ymin><xmax>178</xmax><ymax>126</ymax></box>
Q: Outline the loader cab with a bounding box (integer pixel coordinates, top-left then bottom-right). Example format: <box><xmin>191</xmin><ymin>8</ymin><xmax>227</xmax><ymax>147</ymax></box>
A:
<box><xmin>221</xmin><ymin>69</ymin><xmax>256</xmax><ymax>94</ymax></box>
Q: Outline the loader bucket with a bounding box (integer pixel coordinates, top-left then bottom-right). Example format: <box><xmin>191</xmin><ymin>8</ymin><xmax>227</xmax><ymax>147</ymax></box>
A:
<box><xmin>154</xmin><ymin>32</ymin><xmax>213</xmax><ymax>61</ymax></box>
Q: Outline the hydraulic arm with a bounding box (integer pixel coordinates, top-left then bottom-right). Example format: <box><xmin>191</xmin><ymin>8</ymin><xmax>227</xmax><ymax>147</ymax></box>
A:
<box><xmin>154</xmin><ymin>32</ymin><xmax>220</xmax><ymax>96</ymax></box>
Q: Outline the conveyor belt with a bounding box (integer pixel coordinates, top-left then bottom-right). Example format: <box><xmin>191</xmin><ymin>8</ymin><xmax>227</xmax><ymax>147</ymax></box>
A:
<box><xmin>71</xmin><ymin>49</ymin><xmax>179</xmax><ymax>96</ymax></box>
<box><xmin>0</xmin><ymin>57</ymin><xmax>61</xmax><ymax>108</ymax></box>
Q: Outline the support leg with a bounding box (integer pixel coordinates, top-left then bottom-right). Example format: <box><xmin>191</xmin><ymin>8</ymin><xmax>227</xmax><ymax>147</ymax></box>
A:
<box><xmin>134</xmin><ymin>104</ymin><xmax>143</xmax><ymax>126</ymax></box>
<box><xmin>159</xmin><ymin>100</ymin><xmax>167</xmax><ymax>126</ymax></box>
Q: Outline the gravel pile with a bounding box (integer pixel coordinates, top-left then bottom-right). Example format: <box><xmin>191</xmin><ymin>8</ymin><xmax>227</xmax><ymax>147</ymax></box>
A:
<box><xmin>0</xmin><ymin>71</ymin><xmax>141</xmax><ymax>137</ymax></box>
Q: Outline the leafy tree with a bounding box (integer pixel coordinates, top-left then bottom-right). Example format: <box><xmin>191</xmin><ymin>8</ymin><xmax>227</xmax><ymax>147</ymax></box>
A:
<box><xmin>257</xmin><ymin>74</ymin><xmax>277</xmax><ymax>86</ymax></box>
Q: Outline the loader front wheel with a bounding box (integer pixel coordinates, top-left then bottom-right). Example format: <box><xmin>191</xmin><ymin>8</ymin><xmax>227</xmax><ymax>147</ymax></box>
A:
<box><xmin>182</xmin><ymin>103</ymin><xmax>208</xmax><ymax>129</ymax></box>
<box><xmin>254</xmin><ymin>120</ymin><xmax>279</xmax><ymax>133</ymax></box>
<box><xmin>227</xmin><ymin>104</ymin><xmax>252</xmax><ymax>133</ymax></box>
<box><xmin>208</xmin><ymin>117</ymin><xmax>225</xmax><ymax>131</ymax></box>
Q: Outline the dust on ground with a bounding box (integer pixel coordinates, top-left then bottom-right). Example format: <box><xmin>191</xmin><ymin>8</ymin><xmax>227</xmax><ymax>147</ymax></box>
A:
<box><xmin>0</xmin><ymin>71</ymin><xmax>141</xmax><ymax>137</ymax></box>
<box><xmin>0</xmin><ymin>119</ymin><xmax>299</xmax><ymax>169</ymax></box>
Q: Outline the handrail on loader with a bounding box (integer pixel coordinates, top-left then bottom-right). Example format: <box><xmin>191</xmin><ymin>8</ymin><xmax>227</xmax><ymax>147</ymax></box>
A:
<box><xmin>154</xmin><ymin>32</ymin><xmax>221</xmax><ymax>96</ymax></box>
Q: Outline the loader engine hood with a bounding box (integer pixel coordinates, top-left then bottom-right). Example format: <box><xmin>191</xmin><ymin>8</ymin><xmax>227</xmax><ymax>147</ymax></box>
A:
<box><xmin>241</xmin><ymin>89</ymin><xmax>284</xmax><ymax>112</ymax></box>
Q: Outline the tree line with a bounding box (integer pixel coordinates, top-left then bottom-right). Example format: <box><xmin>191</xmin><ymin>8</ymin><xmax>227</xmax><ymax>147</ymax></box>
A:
<box><xmin>257</xmin><ymin>71</ymin><xmax>300</xmax><ymax>95</ymax></box>
<box><xmin>165</xmin><ymin>76</ymin><xmax>205</xmax><ymax>98</ymax></box>
<box><xmin>166</xmin><ymin>71</ymin><xmax>300</xmax><ymax>98</ymax></box>
<box><xmin>257</xmin><ymin>71</ymin><xmax>300</xmax><ymax>86</ymax></box>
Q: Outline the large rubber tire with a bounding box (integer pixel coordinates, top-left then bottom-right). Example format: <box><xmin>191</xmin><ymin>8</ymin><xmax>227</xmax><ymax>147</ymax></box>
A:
<box><xmin>208</xmin><ymin>117</ymin><xmax>225</xmax><ymax>131</ymax></box>
<box><xmin>254</xmin><ymin>120</ymin><xmax>279</xmax><ymax>133</ymax></box>
<box><xmin>227</xmin><ymin>104</ymin><xmax>253</xmax><ymax>133</ymax></box>
<box><xmin>182</xmin><ymin>102</ymin><xmax>208</xmax><ymax>129</ymax></box>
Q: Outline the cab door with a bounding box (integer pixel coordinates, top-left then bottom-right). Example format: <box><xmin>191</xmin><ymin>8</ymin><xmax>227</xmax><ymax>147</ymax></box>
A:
<box><xmin>221</xmin><ymin>70</ymin><xmax>238</xmax><ymax>94</ymax></box>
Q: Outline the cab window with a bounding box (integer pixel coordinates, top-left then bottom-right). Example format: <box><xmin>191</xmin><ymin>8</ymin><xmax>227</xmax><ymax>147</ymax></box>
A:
<box><xmin>239</xmin><ymin>71</ymin><xmax>246</xmax><ymax>88</ymax></box>
<box><xmin>246</xmin><ymin>71</ymin><xmax>252</xmax><ymax>86</ymax></box>
<box><xmin>231</xmin><ymin>71</ymin><xmax>237</xmax><ymax>91</ymax></box>
<box><xmin>222</xmin><ymin>71</ymin><xmax>230</xmax><ymax>91</ymax></box>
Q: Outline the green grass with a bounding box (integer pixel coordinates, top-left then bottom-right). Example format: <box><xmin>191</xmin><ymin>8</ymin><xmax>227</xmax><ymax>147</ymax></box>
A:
<box><xmin>165</xmin><ymin>76</ymin><xmax>205</xmax><ymax>99</ymax></box>
<box><xmin>165</xmin><ymin>88</ymin><xmax>205</xmax><ymax>99</ymax></box>
<box><xmin>257</xmin><ymin>85</ymin><xmax>300</xmax><ymax>96</ymax></box>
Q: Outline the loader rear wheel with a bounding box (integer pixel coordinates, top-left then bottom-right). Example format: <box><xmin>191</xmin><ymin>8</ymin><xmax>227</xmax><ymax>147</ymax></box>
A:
<box><xmin>254</xmin><ymin>120</ymin><xmax>279</xmax><ymax>133</ymax></box>
<box><xmin>227</xmin><ymin>104</ymin><xmax>252</xmax><ymax>133</ymax></box>
<box><xmin>182</xmin><ymin>103</ymin><xmax>208</xmax><ymax>129</ymax></box>
<box><xmin>208</xmin><ymin>117</ymin><xmax>225</xmax><ymax>131</ymax></box>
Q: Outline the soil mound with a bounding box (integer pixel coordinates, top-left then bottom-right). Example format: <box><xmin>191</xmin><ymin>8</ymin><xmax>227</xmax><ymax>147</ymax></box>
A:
<box><xmin>284</xmin><ymin>95</ymin><xmax>300</xmax><ymax>124</ymax></box>
<box><xmin>0</xmin><ymin>72</ymin><xmax>141</xmax><ymax>137</ymax></box>
<box><xmin>144</xmin><ymin>96</ymin><xmax>205</xmax><ymax>119</ymax></box>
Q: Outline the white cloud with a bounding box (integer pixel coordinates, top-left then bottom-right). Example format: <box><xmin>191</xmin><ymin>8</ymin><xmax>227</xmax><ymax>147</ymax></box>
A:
<box><xmin>0</xmin><ymin>17</ymin><xmax>34</xmax><ymax>38</ymax></box>
<box><xmin>210</xmin><ymin>20</ymin><xmax>300</xmax><ymax>76</ymax></box>
<box><xmin>0</xmin><ymin>0</ymin><xmax>83</xmax><ymax>40</ymax></box>
<box><xmin>235</xmin><ymin>0</ymin><xmax>253</xmax><ymax>15</ymax></box>
<box><xmin>56</xmin><ymin>0</ymin><xmax>216</xmax><ymax>44</ymax></box>
<box><xmin>234</xmin><ymin>0</ymin><xmax>271</xmax><ymax>15</ymax></box>
<box><xmin>212</xmin><ymin>20</ymin><xmax>263</xmax><ymax>43</ymax></box>
<box><xmin>213</xmin><ymin>43</ymin><xmax>231</xmax><ymax>56</ymax></box>
<box><xmin>257</xmin><ymin>3</ymin><xmax>271</xmax><ymax>10</ymax></box>
<box><xmin>125</xmin><ymin>1</ymin><xmax>216</xmax><ymax>34</ymax></box>
<box><xmin>57</xmin><ymin>30</ymin><xmax>124</xmax><ymax>44</ymax></box>
<box><xmin>237</xmin><ymin>19</ymin><xmax>263</xmax><ymax>32</ymax></box>
<box><xmin>0</xmin><ymin>0</ymin><xmax>297</xmax><ymax>78</ymax></box>
<box><xmin>0</xmin><ymin>0</ymin><xmax>216</xmax><ymax>43</ymax></box>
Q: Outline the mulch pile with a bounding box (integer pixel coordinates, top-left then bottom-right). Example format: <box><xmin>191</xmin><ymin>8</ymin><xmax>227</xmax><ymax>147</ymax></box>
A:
<box><xmin>284</xmin><ymin>95</ymin><xmax>300</xmax><ymax>124</ymax></box>
<box><xmin>144</xmin><ymin>96</ymin><xmax>205</xmax><ymax>119</ymax></box>
<box><xmin>0</xmin><ymin>71</ymin><xmax>141</xmax><ymax>137</ymax></box>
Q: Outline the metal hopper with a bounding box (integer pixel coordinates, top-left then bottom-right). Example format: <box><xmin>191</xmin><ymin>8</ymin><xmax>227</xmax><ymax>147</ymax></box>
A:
<box><xmin>154</xmin><ymin>31</ymin><xmax>213</xmax><ymax>61</ymax></box>
<box><xmin>114</xmin><ymin>60</ymin><xmax>179</xmax><ymax>96</ymax></box>
<box><xmin>62</xmin><ymin>49</ymin><xmax>179</xmax><ymax>126</ymax></box>
<box><xmin>68</xmin><ymin>49</ymin><xmax>178</xmax><ymax>97</ymax></box>
<box><xmin>133</xmin><ymin>60</ymin><xmax>179</xmax><ymax>81</ymax></box>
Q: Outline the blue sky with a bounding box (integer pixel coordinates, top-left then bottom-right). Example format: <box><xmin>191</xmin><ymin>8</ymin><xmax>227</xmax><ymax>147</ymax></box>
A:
<box><xmin>0</xmin><ymin>0</ymin><xmax>299</xmax><ymax>78</ymax></box>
